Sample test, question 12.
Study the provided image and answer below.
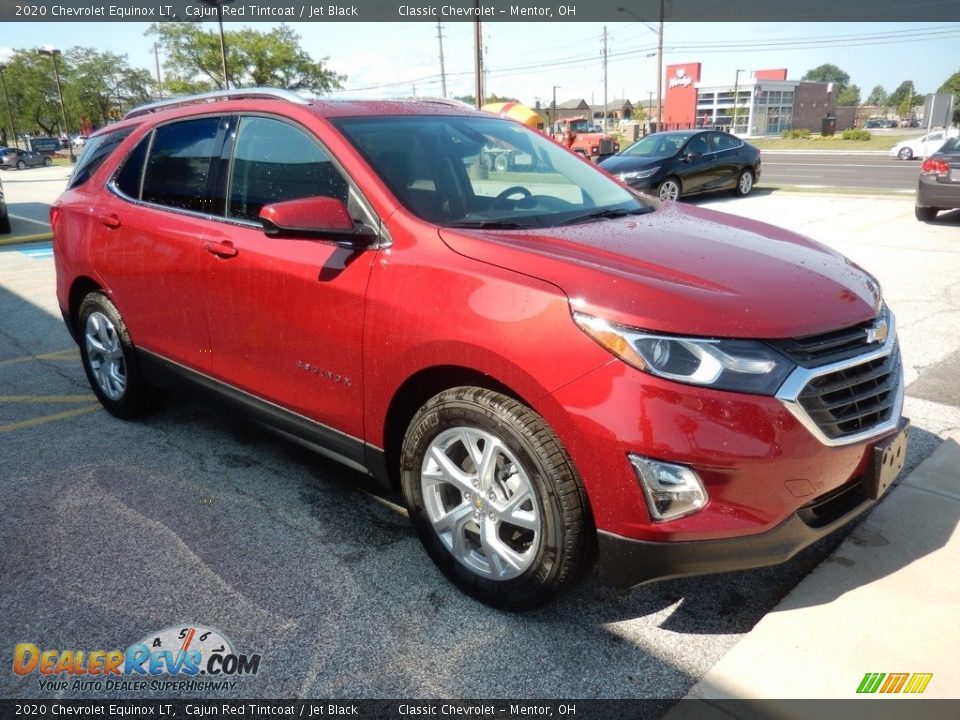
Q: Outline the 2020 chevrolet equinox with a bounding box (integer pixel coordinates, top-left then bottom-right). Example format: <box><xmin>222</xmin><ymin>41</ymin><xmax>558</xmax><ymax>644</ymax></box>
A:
<box><xmin>53</xmin><ymin>89</ymin><xmax>908</xmax><ymax>609</ymax></box>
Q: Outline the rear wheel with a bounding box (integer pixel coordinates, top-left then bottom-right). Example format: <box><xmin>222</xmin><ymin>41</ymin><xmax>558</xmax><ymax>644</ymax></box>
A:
<box><xmin>658</xmin><ymin>177</ymin><xmax>681</xmax><ymax>201</ymax></box>
<box><xmin>77</xmin><ymin>292</ymin><xmax>158</xmax><ymax>419</ymax></box>
<box><xmin>16</xmin><ymin>160</ymin><xmax>25</xmax><ymax>170</ymax></box>
<box><xmin>915</xmin><ymin>205</ymin><xmax>938</xmax><ymax>221</ymax></box>
<box><xmin>0</xmin><ymin>211</ymin><xmax>10</xmax><ymax>234</ymax></box>
<box><xmin>401</xmin><ymin>387</ymin><xmax>593</xmax><ymax>610</ymax></box>
<box><xmin>733</xmin><ymin>169</ymin><xmax>755</xmax><ymax>196</ymax></box>
<box><xmin>43</xmin><ymin>156</ymin><xmax>52</xmax><ymax>167</ymax></box>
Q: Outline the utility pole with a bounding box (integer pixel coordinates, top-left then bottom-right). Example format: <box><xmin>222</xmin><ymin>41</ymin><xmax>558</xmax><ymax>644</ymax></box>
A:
<box><xmin>551</xmin><ymin>84</ymin><xmax>560</xmax><ymax>132</ymax></box>
<box><xmin>153</xmin><ymin>43</ymin><xmax>163</xmax><ymax>99</ymax></box>
<box><xmin>200</xmin><ymin>0</ymin><xmax>236</xmax><ymax>89</ymax></box>
<box><xmin>656</xmin><ymin>0</ymin><xmax>664</xmax><ymax>129</ymax></box>
<box><xmin>473</xmin><ymin>6</ymin><xmax>483</xmax><ymax>108</ymax></box>
<box><xmin>436</xmin><ymin>21</ymin><xmax>447</xmax><ymax>98</ymax></box>
<box><xmin>602</xmin><ymin>26</ymin><xmax>609</xmax><ymax>132</ymax></box>
<box><xmin>38</xmin><ymin>47</ymin><xmax>74</xmax><ymax>163</ymax></box>
<box><xmin>732</xmin><ymin>68</ymin><xmax>745</xmax><ymax>133</ymax></box>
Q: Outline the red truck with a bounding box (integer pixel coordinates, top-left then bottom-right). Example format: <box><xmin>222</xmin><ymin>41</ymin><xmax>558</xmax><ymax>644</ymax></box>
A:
<box><xmin>554</xmin><ymin>116</ymin><xmax>619</xmax><ymax>162</ymax></box>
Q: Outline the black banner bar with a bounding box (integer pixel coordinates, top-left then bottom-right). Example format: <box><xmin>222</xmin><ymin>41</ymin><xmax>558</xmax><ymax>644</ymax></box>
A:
<box><xmin>2</xmin><ymin>700</ymin><xmax>960</xmax><ymax>720</ymax></box>
<box><xmin>3</xmin><ymin>0</ymin><xmax>960</xmax><ymax>23</ymax></box>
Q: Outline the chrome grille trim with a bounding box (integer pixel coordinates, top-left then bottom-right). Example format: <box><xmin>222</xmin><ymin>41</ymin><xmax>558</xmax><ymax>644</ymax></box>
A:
<box><xmin>776</xmin><ymin>311</ymin><xmax>904</xmax><ymax>447</ymax></box>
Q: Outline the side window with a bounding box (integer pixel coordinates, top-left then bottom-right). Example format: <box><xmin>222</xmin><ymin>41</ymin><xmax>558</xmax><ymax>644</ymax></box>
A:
<box><xmin>142</xmin><ymin>117</ymin><xmax>221</xmax><ymax>213</ymax></box>
<box><xmin>711</xmin><ymin>133</ymin><xmax>740</xmax><ymax>152</ymax></box>
<box><xmin>114</xmin><ymin>134</ymin><xmax>151</xmax><ymax>199</ymax></box>
<box><xmin>67</xmin><ymin>127</ymin><xmax>135</xmax><ymax>189</ymax></box>
<box><xmin>227</xmin><ymin>116</ymin><xmax>348</xmax><ymax>222</ymax></box>
<box><xmin>688</xmin><ymin>135</ymin><xmax>709</xmax><ymax>155</ymax></box>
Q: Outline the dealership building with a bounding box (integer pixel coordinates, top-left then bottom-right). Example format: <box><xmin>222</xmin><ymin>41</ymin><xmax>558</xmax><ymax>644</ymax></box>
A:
<box><xmin>661</xmin><ymin>64</ymin><xmax>856</xmax><ymax>136</ymax></box>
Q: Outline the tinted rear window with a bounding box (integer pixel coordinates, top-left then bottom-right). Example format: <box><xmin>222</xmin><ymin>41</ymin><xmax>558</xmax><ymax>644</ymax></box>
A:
<box><xmin>67</xmin><ymin>128</ymin><xmax>135</xmax><ymax>189</ymax></box>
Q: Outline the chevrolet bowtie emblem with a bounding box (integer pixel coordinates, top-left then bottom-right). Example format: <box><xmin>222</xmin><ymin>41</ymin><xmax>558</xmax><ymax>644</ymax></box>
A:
<box><xmin>866</xmin><ymin>319</ymin><xmax>889</xmax><ymax>345</ymax></box>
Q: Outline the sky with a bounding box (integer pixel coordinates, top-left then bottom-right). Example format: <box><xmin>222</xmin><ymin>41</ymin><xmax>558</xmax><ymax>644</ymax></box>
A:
<box><xmin>6</xmin><ymin>20</ymin><xmax>960</xmax><ymax>108</ymax></box>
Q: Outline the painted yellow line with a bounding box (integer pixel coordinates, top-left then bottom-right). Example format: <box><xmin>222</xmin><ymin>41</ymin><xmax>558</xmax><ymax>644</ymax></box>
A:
<box><xmin>8</xmin><ymin>213</ymin><xmax>51</xmax><ymax>227</ymax></box>
<box><xmin>0</xmin><ymin>394</ymin><xmax>95</xmax><ymax>403</ymax></box>
<box><xmin>0</xmin><ymin>403</ymin><xmax>100</xmax><ymax>433</ymax></box>
<box><xmin>0</xmin><ymin>232</ymin><xmax>53</xmax><ymax>246</ymax></box>
<box><xmin>0</xmin><ymin>347</ymin><xmax>78</xmax><ymax>368</ymax></box>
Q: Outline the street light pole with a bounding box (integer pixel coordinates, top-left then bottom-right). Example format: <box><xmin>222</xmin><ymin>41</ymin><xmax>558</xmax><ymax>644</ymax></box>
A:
<box><xmin>732</xmin><ymin>68</ymin><xmax>745</xmax><ymax>134</ymax></box>
<box><xmin>200</xmin><ymin>0</ymin><xmax>236</xmax><ymax>89</ymax></box>
<box><xmin>618</xmin><ymin>5</ymin><xmax>664</xmax><ymax>131</ymax></box>
<box><xmin>0</xmin><ymin>63</ymin><xmax>20</xmax><ymax>151</ymax></box>
<box><xmin>551</xmin><ymin>84</ymin><xmax>561</xmax><ymax>131</ymax></box>
<box><xmin>38</xmin><ymin>46</ymin><xmax>75</xmax><ymax>163</ymax></box>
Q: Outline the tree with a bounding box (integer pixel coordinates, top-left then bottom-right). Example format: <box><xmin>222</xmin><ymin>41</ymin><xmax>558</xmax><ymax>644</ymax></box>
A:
<box><xmin>887</xmin><ymin>81</ymin><xmax>918</xmax><ymax>110</ymax></box>
<box><xmin>937</xmin><ymin>70</ymin><xmax>960</xmax><ymax>124</ymax></box>
<box><xmin>802</xmin><ymin>64</ymin><xmax>851</xmax><ymax>91</ymax></box>
<box><xmin>455</xmin><ymin>93</ymin><xmax>519</xmax><ymax>106</ymax></box>
<box><xmin>866</xmin><ymin>85</ymin><xmax>887</xmax><ymax>106</ymax></box>
<box><xmin>146</xmin><ymin>23</ymin><xmax>344</xmax><ymax>95</ymax></box>
<box><xmin>65</xmin><ymin>48</ymin><xmax>152</xmax><ymax>127</ymax></box>
<box><xmin>836</xmin><ymin>84</ymin><xmax>861</xmax><ymax>106</ymax></box>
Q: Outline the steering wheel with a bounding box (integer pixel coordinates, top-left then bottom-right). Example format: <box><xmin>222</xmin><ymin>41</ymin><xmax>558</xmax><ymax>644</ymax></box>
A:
<box><xmin>493</xmin><ymin>186</ymin><xmax>532</xmax><ymax>208</ymax></box>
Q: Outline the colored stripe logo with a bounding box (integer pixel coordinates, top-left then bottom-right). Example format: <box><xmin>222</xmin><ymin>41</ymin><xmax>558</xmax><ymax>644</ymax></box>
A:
<box><xmin>857</xmin><ymin>672</ymin><xmax>933</xmax><ymax>694</ymax></box>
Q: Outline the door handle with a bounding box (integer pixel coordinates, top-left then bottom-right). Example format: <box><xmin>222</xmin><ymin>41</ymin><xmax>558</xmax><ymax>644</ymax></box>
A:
<box><xmin>204</xmin><ymin>240</ymin><xmax>238</xmax><ymax>258</ymax></box>
<box><xmin>98</xmin><ymin>214</ymin><xmax>120</xmax><ymax>229</ymax></box>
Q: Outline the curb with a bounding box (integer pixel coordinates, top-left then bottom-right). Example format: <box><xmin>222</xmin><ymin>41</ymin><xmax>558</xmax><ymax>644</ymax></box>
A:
<box><xmin>0</xmin><ymin>232</ymin><xmax>53</xmax><ymax>246</ymax></box>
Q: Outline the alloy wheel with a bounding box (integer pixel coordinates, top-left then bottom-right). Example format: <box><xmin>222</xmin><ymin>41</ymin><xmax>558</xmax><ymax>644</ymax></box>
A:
<box><xmin>84</xmin><ymin>311</ymin><xmax>127</xmax><ymax>400</ymax></box>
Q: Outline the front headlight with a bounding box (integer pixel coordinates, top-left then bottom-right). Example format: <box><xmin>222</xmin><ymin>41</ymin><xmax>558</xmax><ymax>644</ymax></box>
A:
<box><xmin>620</xmin><ymin>167</ymin><xmax>660</xmax><ymax>181</ymax></box>
<box><xmin>573</xmin><ymin>312</ymin><xmax>795</xmax><ymax>395</ymax></box>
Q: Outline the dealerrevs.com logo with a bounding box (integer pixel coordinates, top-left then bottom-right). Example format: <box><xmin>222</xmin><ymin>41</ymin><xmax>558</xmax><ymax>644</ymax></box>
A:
<box><xmin>13</xmin><ymin>625</ymin><xmax>261</xmax><ymax>693</ymax></box>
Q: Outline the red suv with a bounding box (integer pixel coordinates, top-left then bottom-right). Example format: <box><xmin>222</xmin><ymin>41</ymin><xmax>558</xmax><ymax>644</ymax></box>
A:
<box><xmin>53</xmin><ymin>90</ymin><xmax>908</xmax><ymax>610</ymax></box>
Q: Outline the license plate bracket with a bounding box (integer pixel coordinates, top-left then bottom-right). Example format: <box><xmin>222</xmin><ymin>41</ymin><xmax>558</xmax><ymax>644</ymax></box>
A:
<box><xmin>864</xmin><ymin>420</ymin><xmax>910</xmax><ymax>500</ymax></box>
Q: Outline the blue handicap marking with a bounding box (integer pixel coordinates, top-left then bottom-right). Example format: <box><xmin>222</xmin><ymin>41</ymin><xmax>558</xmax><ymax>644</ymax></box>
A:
<box><xmin>19</xmin><ymin>243</ymin><xmax>53</xmax><ymax>258</ymax></box>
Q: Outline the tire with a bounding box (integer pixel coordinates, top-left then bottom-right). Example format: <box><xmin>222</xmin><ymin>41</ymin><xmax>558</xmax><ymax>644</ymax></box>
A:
<box><xmin>658</xmin><ymin>177</ymin><xmax>681</xmax><ymax>201</ymax></box>
<box><xmin>77</xmin><ymin>292</ymin><xmax>158</xmax><ymax>419</ymax></box>
<box><xmin>493</xmin><ymin>154</ymin><xmax>510</xmax><ymax>172</ymax></box>
<box><xmin>898</xmin><ymin>147</ymin><xmax>913</xmax><ymax>160</ymax></box>
<box><xmin>0</xmin><ymin>211</ymin><xmax>10</xmax><ymax>234</ymax></box>
<box><xmin>400</xmin><ymin>386</ymin><xmax>594</xmax><ymax>610</ymax></box>
<box><xmin>16</xmin><ymin>160</ymin><xmax>26</xmax><ymax>170</ymax></box>
<box><xmin>733</xmin><ymin>169</ymin><xmax>755</xmax><ymax>196</ymax></box>
<box><xmin>915</xmin><ymin>205</ymin><xmax>938</xmax><ymax>221</ymax></box>
<box><xmin>43</xmin><ymin>156</ymin><xmax>52</xmax><ymax>167</ymax></box>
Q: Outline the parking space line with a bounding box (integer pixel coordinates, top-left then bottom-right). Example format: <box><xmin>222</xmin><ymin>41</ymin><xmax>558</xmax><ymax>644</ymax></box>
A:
<box><xmin>0</xmin><ymin>394</ymin><xmax>95</xmax><ymax>403</ymax></box>
<box><xmin>0</xmin><ymin>404</ymin><xmax>100</xmax><ymax>433</ymax></box>
<box><xmin>8</xmin><ymin>213</ymin><xmax>52</xmax><ymax>227</ymax></box>
<box><xmin>0</xmin><ymin>347</ymin><xmax>78</xmax><ymax>368</ymax></box>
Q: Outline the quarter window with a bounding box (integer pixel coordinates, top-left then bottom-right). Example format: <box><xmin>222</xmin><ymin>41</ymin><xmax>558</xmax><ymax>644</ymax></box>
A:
<box><xmin>114</xmin><ymin>135</ymin><xmax>150</xmax><ymax>199</ymax></box>
<box><xmin>68</xmin><ymin>127</ymin><xmax>135</xmax><ymax>189</ymax></box>
<box><xmin>227</xmin><ymin>116</ymin><xmax>348</xmax><ymax>222</ymax></box>
<box><xmin>141</xmin><ymin>117</ymin><xmax>221</xmax><ymax>213</ymax></box>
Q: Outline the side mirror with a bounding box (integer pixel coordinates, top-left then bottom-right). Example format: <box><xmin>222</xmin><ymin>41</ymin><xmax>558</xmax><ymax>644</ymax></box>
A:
<box><xmin>259</xmin><ymin>196</ymin><xmax>378</xmax><ymax>248</ymax></box>
<box><xmin>685</xmin><ymin>150</ymin><xmax>702</xmax><ymax>162</ymax></box>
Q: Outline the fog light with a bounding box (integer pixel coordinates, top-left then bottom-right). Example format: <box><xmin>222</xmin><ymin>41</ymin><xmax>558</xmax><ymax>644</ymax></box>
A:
<box><xmin>629</xmin><ymin>454</ymin><xmax>707</xmax><ymax>521</ymax></box>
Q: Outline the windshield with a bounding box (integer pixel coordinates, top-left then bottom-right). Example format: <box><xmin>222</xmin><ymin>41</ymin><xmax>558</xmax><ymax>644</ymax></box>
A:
<box><xmin>621</xmin><ymin>133</ymin><xmax>693</xmax><ymax>158</ymax></box>
<box><xmin>332</xmin><ymin>115</ymin><xmax>651</xmax><ymax>228</ymax></box>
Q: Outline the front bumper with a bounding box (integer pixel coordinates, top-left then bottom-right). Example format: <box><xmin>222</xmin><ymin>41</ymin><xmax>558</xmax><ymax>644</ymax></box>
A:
<box><xmin>596</xmin><ymin>418</ymin><xmax>909</xmax><ymax>589</ymax></box>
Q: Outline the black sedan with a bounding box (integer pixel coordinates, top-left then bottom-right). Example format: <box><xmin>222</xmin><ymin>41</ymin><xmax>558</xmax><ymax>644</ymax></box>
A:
<box><xmin>598</xmin><ymin>130</ymin><xmax>761</xmax><ymax>201</ymax></box>
<box><xmin>915</xmin><ymin>136</ymin><xmax>960</xmax><ymax>221</ymax></box>
<box><xmin>0</xmin><ymin>175</ymin><xmax>10</xmax><ymax>234</ymax></box>
<box><xmin>0</xmin><ymin>148</ymin><xmax>53</xmax><ymax>170</ymax></box>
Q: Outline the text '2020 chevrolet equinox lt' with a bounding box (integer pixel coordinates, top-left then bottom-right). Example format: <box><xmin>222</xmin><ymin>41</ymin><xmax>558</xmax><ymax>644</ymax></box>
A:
<box><xmin>53</xmin><ymin>89</ymin><xmax>908</xmax><ymax>610</ymax></box>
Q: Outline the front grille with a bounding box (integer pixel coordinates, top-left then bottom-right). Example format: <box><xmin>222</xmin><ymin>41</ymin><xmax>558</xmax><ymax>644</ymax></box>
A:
<box><xmin>772</xmin><ymin>308</ymin><xmax>888</xmax><ymax>367</ymax></box>
<box><xmin>598</xmin><ymin>138</ymin><xmax>614</xmax><ymax>155</ymax></box>
<box><xmin>796</xmin><ymin>342</ymin><xmax>901</xmax><ymax>441</ymax></box>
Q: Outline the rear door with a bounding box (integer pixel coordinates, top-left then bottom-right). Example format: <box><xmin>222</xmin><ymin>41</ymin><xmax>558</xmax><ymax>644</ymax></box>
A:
<box><xmin>708</xmin><ymin>132</ymin><xmax>747</xmax><ymax>190</ymax></box>
<box><xmin>94</xmin><ymin>115</ymin><xmax>228</xmax><ymax>372</ymax></box>
<box><xmin>201</xmin><ymin>114</ymin><xmax>377</xmax><ymax>442</ymax></box>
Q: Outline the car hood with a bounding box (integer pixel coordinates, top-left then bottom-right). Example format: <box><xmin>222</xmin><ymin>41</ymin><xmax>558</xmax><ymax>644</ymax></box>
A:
<box><xmin>438</xmin><ymin>202</ymin><xmax>881</xmax><ymax>339</ymax></box>
<box><xmin>599</xmin><ymin>155</ymin><xmax>670</xmax><ymax>174</ymax></box>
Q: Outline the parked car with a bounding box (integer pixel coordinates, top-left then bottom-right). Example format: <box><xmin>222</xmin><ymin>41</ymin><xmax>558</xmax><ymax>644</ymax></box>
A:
<box><xmin>53</xmin><ymin>90</ymin><xmax>907</xmax><ymax>610</ymax></box>
<box><xmin>0</xmin><ymin>148</ymin><xmax>53</xmax><ymax>170</ymax></box>
<box><xmin>599</xmin><ymin>129</ymin><xmax>761</xmax><ymax>200</ymax></box>
<box><xmin>915</xmin><ymin>136</ymin><xmax>960</xmax><ymax>221</ymax></box>
<box><xmin>0</xmin><ymin>175</ymin><xmax>10</xmax><ymax>233</ymax></box>
<box><xmin>72</xmin><ymin>135</ymin><xmax>88</xmax><ymax>148</ymax></box>
<box><xmin>889</xmin><ymin>129</ymin><xmax>958</xmax><ymax>160</ymax></box>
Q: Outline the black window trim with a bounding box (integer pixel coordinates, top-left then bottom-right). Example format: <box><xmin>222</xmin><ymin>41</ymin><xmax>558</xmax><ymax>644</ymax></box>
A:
<box><xmin>106</xmin><ymin>110</ymin><xmax>382</xmax><ymax>243</ymax></box>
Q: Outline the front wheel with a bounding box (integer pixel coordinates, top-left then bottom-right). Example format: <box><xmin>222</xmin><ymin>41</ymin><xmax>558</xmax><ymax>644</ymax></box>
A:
<box><xmin>915</xmin><ymin>205</ymin><xmax>938</xmax><ymax>221</ymax></box>
<box><xmin>16</xmin><ymin>160</ymin><xmax>26</xmax><ymax>170</ymax></box>
<box><xmin>898</xmin><ymin>147</ymin><xmax>913</xmax><ymax>160</ymax></box>
<box><xmin>657</xmin><ymin>177</ymin><xmax>681</xmax><ymax>201</ymax></box>
<box><xmin>77</xmin><ymin>292</ymin><xmax>158</xmax><ymax>419</ymax></box>
<box><xmin>733</xmin><ymin>169</ymin><xmax>755</xmax><ymax>196</ymax></box>
<box><xmin>401</xmin><ymin>387</ymin><xmax>593</xmax><ymax>610</ymax></box>
<box><xmin>43</xmin><ymin>156</ymin><xmax>52</xmax><ymax>167</ymax></box>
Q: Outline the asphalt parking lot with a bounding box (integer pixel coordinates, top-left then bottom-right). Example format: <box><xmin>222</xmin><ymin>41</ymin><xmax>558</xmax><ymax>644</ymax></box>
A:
<box><xmin>2</xmin><ymin>167</ymin><xmax>959</xmax><ymax>702</ymax></box>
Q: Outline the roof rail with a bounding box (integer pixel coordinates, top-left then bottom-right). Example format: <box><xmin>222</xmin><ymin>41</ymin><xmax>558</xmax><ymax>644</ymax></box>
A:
<box><xmin>400</xmin><ymin>97</ymin><xmax>478</xmax><ymax>111</ymax></box>
<box><xmin>123</xmin><ymin>87</ymin><xmax>310</xmax><ymax>120</ymax></box>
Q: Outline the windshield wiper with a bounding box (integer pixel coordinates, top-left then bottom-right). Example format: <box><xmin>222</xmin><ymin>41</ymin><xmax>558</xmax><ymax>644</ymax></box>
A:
<box><xmin>446</xmin><ymin>220</ymin><xmax>528</xmax><ymax>229</ymax></box>
<box><xmin>556</xmin><ymin>207</ymin><xmax>653</xmax><ymax>227</ymax></box>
